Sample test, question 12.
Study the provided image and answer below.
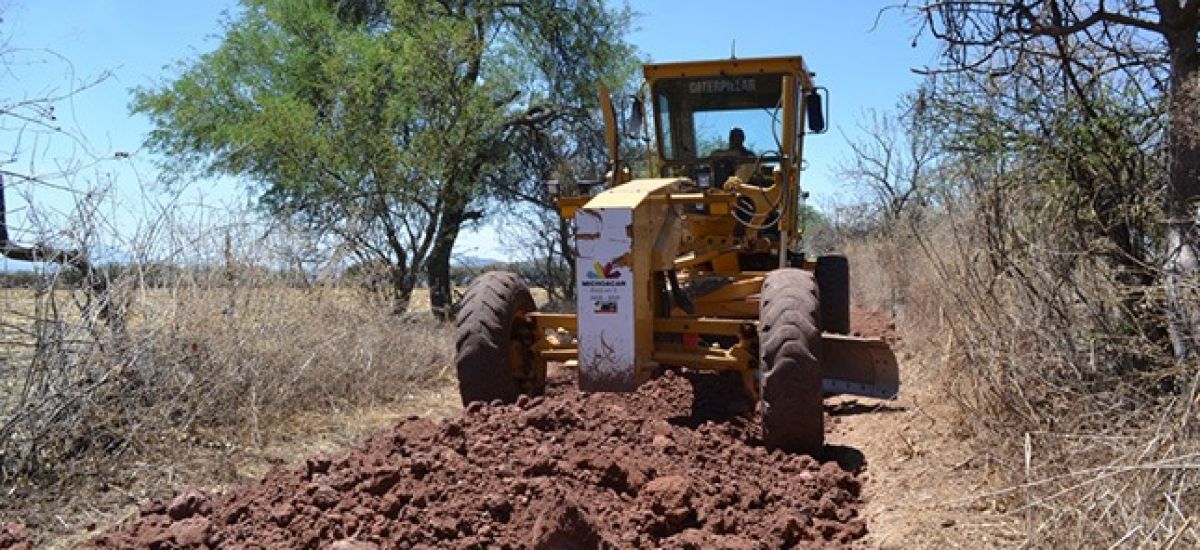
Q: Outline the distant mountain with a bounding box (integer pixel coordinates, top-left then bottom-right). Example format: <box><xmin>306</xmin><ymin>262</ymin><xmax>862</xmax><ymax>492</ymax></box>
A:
<box><xmin>452</xmin><ymin>255</ymin><xmax>503</xmax><ymax>268</ymax></box>
<box><xmin>0</xmin><ymin>259</ymin><xmax>39</xmax><ymax>273</ymax></box>
<box><xmin>0</xmin><ymin>244</ymin><xmax>134</xmax><ymax>273</ymax></box>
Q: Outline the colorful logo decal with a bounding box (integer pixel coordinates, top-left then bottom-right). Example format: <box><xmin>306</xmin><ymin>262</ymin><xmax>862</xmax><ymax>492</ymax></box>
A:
<box><xmin>587</xmin><ymin>261</ymin><xmax>621</xmax><ymax>279</ymax></box>
<box><xmin>593</xmin><ymin>300</ymin><xmax>618</xmax><ymax>314</ymax></box>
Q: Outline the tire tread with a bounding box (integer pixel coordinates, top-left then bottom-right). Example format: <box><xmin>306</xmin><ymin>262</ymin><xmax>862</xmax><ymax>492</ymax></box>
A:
<box><xmin>759</xmin><ymin>268</ymin><xmax>824</xmax><ymax>454</ymax></box>
<box><xmin>454</xmin><ymin>271</ymin><xmax>538</xmax><ymax>405</ymax></box>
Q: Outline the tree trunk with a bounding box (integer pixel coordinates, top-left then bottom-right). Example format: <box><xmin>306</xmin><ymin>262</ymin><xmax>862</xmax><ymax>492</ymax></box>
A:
<box><xmin>390</xmin><ymin>263</ymin><xmax>416</xmax><ymax>315</ymax></box>
<box><xmin>558</xmin><ymin>214</ymin><xmax>576</xmax><ymax>301</ymax></box>
<box><xmin>427</xmin><ymin>205</ymin><xmax>480</xmax><ymax>321</ymax></box>
<box><xmin>1163</xmin><ymin>28</ymin><xmax>1200</xmax><ymax>361</ymax></box>
<box><xmin>426</xmin><ymin>239</ymin><xmax>454</xmax><ymax>321</ymax></box>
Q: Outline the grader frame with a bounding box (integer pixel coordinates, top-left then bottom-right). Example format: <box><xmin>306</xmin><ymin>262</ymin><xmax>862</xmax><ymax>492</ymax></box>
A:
<box><xmin>455</xmin><ymin>55</ymin><xmax>899</xmax><ymax>454</ymax></box>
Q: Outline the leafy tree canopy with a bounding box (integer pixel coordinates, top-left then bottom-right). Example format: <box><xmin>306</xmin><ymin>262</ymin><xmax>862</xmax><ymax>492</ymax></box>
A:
<box><xmin>134</xmin><ymin>0</ymin><xmax>636</xmax><ymax>313</ymax></box>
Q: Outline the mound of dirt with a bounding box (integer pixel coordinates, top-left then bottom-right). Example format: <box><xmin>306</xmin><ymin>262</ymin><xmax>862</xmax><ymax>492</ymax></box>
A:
<box><xmin>0</xmin><ymin>523</ymin><xmax>32</xmax><ymax>550</ymax></box>
<box><xmin>89</xmin><ymin>369</ymin><xmax>867</xmax><ymax>548</ymax></box>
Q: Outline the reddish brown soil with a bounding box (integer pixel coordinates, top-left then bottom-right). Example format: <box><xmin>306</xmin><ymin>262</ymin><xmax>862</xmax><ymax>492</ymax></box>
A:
<box><xmin>850</xmin><ymin>304</ymin><xmax>898</xmax><ymax>342</ymax></box>
<box><xmin>0</xmin><ymin>523</ymin><xmax>32</xmax><ymax>550</ymax></box>
<box><xmin>87</xmin><ymin>369</ymin><xmax>867</xmax><ymax>549</ymax></box>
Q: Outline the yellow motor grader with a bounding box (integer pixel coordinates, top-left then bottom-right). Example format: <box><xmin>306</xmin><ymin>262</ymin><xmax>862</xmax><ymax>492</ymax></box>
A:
<box><xmin>454</xmin><ymin>55</ymin><xmax>898</xmax><ymax>454</ymax></box>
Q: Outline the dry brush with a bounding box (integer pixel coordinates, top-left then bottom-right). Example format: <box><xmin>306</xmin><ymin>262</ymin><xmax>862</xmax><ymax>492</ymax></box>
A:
<box><xmin>0</xmin><ymin>240</ymin><xmax>454</xmax><ymax>540</ymax></box>
<box><xmin>840</xmin><ymin>183</ymin><xmax>1198</xmax><ymax>546</ymax></box>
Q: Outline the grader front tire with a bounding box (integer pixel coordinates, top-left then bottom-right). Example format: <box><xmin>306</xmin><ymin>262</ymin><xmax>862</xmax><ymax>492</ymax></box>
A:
<box><xmin>758</xmin><ymin>268</ymin><xmax>824</xmax><ymax>454</ymax></box>
<box><xmin>454</xmin><ymin>271</ymin><xmax>542</xmax><ymax>405</ymax></box>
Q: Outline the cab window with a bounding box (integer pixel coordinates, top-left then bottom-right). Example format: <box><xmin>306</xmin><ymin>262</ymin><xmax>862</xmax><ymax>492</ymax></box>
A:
<box><xmin>652</xmin><ymin>73</ymin><xmax>787</xmax><ymax>162</ymax></box>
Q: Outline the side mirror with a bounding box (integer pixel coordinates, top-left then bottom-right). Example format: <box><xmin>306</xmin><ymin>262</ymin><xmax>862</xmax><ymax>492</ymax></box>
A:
<box><xmin>627</xmin><ymin>96</ymin><xmax>645</xmax><ymax>140</ymax></box>
<box><xmin>806</xmin><ymin>90</ymin><xmax>827</xmax><ymax>134</ymax></box>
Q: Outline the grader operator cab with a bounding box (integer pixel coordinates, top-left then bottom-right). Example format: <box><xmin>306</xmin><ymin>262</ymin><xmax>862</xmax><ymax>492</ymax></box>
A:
<box><xmin>454</xmin><ymin>55</ymin><xmax>899</xmax><ymax>454</ymax></box>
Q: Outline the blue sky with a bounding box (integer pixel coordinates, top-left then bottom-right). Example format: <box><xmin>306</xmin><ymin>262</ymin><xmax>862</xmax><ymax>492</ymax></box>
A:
<box><xmin>2</xmin><ymin>0</ymin><xmax>937</xmax><ymax>261</ymax></box>
<box><xmin>2</xmin><ymin>0</ymin><xmax>247</xmax><ymax>267</ymax></box>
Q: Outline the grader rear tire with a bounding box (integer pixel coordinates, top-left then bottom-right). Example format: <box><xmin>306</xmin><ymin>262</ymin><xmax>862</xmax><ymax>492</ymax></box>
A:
<box><xmin>454</xmin><ymin>271</ymin><xmax>542</xmax><ymax>405</ymax></box>
<box><xmin>815</xmin><ymin>254</ymin><xmax>850</xmax><ymax>335</ymax></box>
<box><xmin>758</xmin><ymin>268</ymin><xmax>824</xmax><ymax>454</ymax></box>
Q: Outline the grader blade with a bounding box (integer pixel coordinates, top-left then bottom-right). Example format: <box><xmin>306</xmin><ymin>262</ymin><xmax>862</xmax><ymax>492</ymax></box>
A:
<box><xmin>820</xmin><ymin>334</ymin><xmax>900</xmax><ymax>400</ymax></box>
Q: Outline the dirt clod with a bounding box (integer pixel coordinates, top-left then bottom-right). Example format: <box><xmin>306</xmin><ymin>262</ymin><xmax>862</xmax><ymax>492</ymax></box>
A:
<box><xmin>0</xmin><ymin>523</ymin><xmax>32</xmax><ymax>550</ymax></box>
<box><xmin>89</xmin><ymin>370</ymin><xmax>866</xmax><ymax>548</ymax></box>
<box><xmin>168</xmin><ymin>517</ymin><xmax>210</xmax><ymax>547</ymax></box>
<box><xmin>328</xmin><ymin>538</ymin><xmax>379</xmax><ymax>550</ymax></box>
<box><xmin>166</xmin><ymin>488</ymin><xmax>210</xmax><ymax>521</ymax></box>
<box><xmin>528</xmin><ymin>493</ymin><xmax>604</xmax><ymax>549</ymax></box>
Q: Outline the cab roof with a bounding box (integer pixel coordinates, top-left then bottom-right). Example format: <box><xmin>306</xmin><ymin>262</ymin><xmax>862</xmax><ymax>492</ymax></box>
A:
<box><xmin>642</xmin><ymin>55</ymin><xmax>815</xmax><ymax>90</ymax></box>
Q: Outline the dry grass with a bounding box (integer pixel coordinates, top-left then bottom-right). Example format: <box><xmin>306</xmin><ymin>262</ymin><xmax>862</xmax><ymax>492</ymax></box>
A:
<box><xmin>0</xmin><ymin>267</ymin><xmax>459</xmax><ymax>545</ymax></box>
<box><xmin>842</xmin><ymin>202</ymin><xmax>1200</xmax><ymax>547</ymax></box>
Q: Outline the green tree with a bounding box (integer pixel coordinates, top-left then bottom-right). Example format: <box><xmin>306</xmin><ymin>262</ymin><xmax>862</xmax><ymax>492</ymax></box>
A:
<box><xmin>134</xmin><ymin>0</ymin><xmax>634</xmax><ymax>316</ymax></box>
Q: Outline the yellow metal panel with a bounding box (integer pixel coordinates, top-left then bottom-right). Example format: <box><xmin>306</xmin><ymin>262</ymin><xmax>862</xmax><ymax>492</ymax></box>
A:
<box><xmin>643</xmin><ymin>56</ymin><xmax>814</xmax><ymax>90</ymax></box>
<box><xmin>691</xmin><ymin>300</ymin><xmax>759</xmax><ymax>318</ymax></box>
<box><xmin>692</xmin><ymin>276</ymin><xmax>763</xmax><ymax>303</ymax></box>
<box><xmin>663</xmin><ymin>192</ymin><xmax>707</xmax><ymax>202</ymax></box>
<box><xmin>600</xmin><ymin>84</ymin><xmax>619</xmax><ymax>174</ymax></box>
<box><xmin>780</xmin><ymin>74</ymin><xmax>797</xmax><ymax>248</ymax></box>
<box><xmin>711</xmin><ymin>251</ymin><xmax>741</xmax><ymax>273</ymax></box>
<box><xmin>631</xmin><ymin>190</ymin><xmax>670</xmax><ymax>385</ymax></box>
<box><xmin>682</xmin><ymin>216</ymin><xmax>737</xmax><ymax>240</ymax></box>
<box><xmin>554</xmin><ymin>196</ymin><xmax>589</xmax><ymax>219</ymax></box>
<box><xmin>583</xmin><ymin>178</ymin><xmax>684</xmax><ymax>208</ymax></box>
<box><xmin>651</xmin><ymin>348</ymin><xmax>747</xmax><ymax>371</ymax></box>
<box><xmin>674</xmin><ymin>248</ymin><xmax>728</xmax><ymax>269</ymax></box>
<box><xmin>687</xmin><ymin>276</ymin><xmax>763</xmax><ymax>318</ymax></box>
<box><xmin>654</xmin><ymin>317</ymin><xmax>753</xmax><ymax>337</ymax></box>
<box><xmin>646</xmin><ymin>190</ymin><xmax>738</xmax><ymax>208</ymax></box>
